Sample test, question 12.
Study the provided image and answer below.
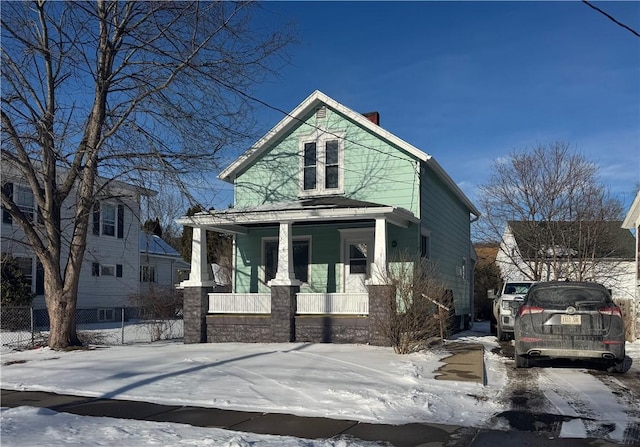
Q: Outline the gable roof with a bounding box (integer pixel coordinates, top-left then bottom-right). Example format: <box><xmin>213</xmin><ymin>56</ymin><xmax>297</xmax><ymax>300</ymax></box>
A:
<box><xmin>218</xmin><ymin>90</ymin><xmax>479</xmax><ymax>217</ymax></box>
<box><xmin>507</xmin><ymin>220</ymin><xmax>634</xmax><ymax>260</ymax></box>
<box><xmin>622</xmin><ymin>191</ymin><xmax>640</xmax><ymax>229</ymax></box>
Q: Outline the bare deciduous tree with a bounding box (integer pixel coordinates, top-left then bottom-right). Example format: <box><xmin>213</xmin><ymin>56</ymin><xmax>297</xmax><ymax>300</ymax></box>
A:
<box><xmin>476</xmin><ymin>142</ymin><xmax>629</xmax><ymax>285</ymax></box>
<box><xmin>376</xmin><ymin>252</ymin><xmax>455</xmax><ymax>354</ymax></box>
<box><xmin>1</xmin><ymin>1</ymin><xmax>293</xmax><ymax>348</ymax></box>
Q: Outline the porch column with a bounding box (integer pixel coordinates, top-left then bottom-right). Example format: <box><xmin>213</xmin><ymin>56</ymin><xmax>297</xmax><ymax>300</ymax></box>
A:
<box><xmin>268</xmin><ymin>221</ymin><xmax>300</xmax><ymax>342</ymax></box>
<box><xmin>269</xmin><ymin>221</ymin><xmax>302</xmax><ymax>287</ymax></box>
<box><xmin>183</xmin><ymin>227</ymin><xmax>213</xmax><ymax>286</ymax></box>
<box><xmin>181</xmin><ymin>226</ymin><xmax>215</xmax><ymax>344</ymax></box>
<box><xmin>369</xmin><ymin>217</ymin><xmax>389</xmax><ymax>285</ymax></box>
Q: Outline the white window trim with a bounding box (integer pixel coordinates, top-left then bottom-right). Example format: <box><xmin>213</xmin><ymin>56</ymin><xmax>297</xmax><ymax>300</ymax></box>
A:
<box><xmin>140</xmin><ymin>265</ymin><xmax>156</xmax><ymax>283</ymax></box>
<box><xmin>100</xmin><ymin>264</ymin><xmax>116</xmax><ymax>277</ymax></box>
<box><xmin>97</xmin><ymin>308</ymin><xmax>115</xmax><ymax>321</ymax></box>
<box><xmin>14</xmin><ymin>184</ymin><xmax>36</xmax><ymax>223</ymax></box>
<box><xmin>420</xmin><ymin>227</ymin><xmax>431</xmax><ymax>259</ymax></box>
<box><xmin>14</xmin><ymin>255</ymin><xmax>35</xmax><ymax>293</ymax></box>
<box><xmin>262</xmin><ymin>236</ymin><xmax>312</xmax><ymax>285</ymax></box>
<box><xmin>101</xmin><ymin>202</ymin><xmax>117</xmax><ymax>237</ymax></box>
<box><xmin>298</xmin><ymin>131</ymin><xmax>345</xmax><ymax>197</ymax></box>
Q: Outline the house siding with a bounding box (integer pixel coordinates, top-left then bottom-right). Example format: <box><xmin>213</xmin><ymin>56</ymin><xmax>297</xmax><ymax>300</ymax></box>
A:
<box><xmin>420</xmin><ymin>163</ymin><xmax>472</xmax><ymax>316</ymax></box>
<box><xmin>235</xmin><ymin>223</ymin><xmax>373</xmax><ymax>294</ymax></box>
<box><xmin>1</xmin><ymin>168</ymin><xmax>143</xmax><ymax>312</ymax></box>
<box><xmin>234</xmin><ymin>107</ymin><xmax>420</xmax><ymax>215</ymax></box>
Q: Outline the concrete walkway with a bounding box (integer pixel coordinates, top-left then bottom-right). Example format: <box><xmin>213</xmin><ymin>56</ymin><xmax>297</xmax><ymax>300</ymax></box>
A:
<box><xmin>0</xmin><ymin>342</ymin><xmax>619</xmax><ymax>446</ymax></box>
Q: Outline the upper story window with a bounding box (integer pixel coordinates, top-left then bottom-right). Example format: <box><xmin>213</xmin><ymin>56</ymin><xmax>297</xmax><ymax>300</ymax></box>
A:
<box><xmin>2</xmin><ymin>182</ymin><xmax>36</xmax><ymax>224</ymax></box>
<box><xmin>102</xmin><ymin>204</ymin><xmax>116</xmax><ymax>236</ymax></box>
<box><xmin>300</xmin><ymin>133</ymin><xmax>343</xmax><ymax>196</ymax></box>
<box><xmin>93</xmin><ymin>202</ymin><xmax>124</xmax><ymax>238</ymax></box>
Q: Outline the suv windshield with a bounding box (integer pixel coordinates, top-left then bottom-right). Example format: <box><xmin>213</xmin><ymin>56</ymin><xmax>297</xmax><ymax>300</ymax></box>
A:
<box><xmin>504</xmin><ymin>283</ymin><xmax>533</xmax><ymax>295</ymax></box>
<box><xmin>529</xmin><ymin>286</ymin><xmax>610</xmax><ymax>308</ymax></box>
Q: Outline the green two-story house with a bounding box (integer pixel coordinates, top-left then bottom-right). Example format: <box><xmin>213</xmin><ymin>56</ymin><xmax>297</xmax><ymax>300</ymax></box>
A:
<box><xmin>179</xmin><ymin>90</ymin><xmax>480</xmax><ymax>345</ymax></box>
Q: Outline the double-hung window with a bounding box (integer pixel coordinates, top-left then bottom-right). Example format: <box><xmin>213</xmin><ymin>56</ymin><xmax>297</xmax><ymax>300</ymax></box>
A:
<box><xmin>2</xmin><ymin>183</ymin><xmax>36</xmax><ymax>224</ymax></box>
<box><xmin>102</xmin><ymin>204</ymin><xmax>116</xmax><ymax>236</ymax></box>
<box><xmin>301</xmin><ymin>133</ymin><xmax>343</xmax><ymax>196</ymax></box>
<box><xmin>140</xmin><ymin>265</ymin><xmax>156</xmax><ymax>282</ymax></box>
<box><xmin>15</xmin><ymin>185</ymin><xmax>36</xmax><ymax>223</ymax></box>
<box><xmin>93</xmin><ymin>202</ymin><xmax>124</xmax><ymax>238</ymax></box>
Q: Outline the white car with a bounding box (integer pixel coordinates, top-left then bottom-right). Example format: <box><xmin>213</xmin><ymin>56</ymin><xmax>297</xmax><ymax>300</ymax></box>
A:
<box><xmin>493</xmin><ymin>281</ymin><xmax>537</xmax><ymax>341</ymax></box>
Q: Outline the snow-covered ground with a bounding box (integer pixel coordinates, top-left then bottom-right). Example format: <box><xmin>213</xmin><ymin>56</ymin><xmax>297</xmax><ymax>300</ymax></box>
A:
<box><xmin>1</xmin><ymin>321</ymin><xmax>639</xmax><ymax>446</ymax></box>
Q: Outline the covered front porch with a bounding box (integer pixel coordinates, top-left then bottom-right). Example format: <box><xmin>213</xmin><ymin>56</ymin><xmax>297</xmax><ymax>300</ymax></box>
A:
<box><xmin>178</xmin><ymin>198</ymin><xmax>419</xmax><ymax>345</ymax></box>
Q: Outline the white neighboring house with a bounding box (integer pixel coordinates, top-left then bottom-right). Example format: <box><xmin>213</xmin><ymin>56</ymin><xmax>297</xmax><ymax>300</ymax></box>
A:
<box><xmin>496</xmin><ymin>221</ymin><xmax>636</xmax><ymax>304</ymax></box>
<box><xmin>139</xmin><ymin>232</ymin><xmax>190</xmax><ymax>290</ymax></box>
<box><xmin>1</xmin><ymin>164</ymin><xmax>154</xmax><ymax>323</ymax></box>
<box><xmin>622</xmin><ymin>191</ymin><xmax>640</xmax><ymax>340</ymax></box>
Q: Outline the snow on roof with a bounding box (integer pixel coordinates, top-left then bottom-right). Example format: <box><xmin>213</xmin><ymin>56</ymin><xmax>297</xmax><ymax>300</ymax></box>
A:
<box><xmin>139</xmin><ymin>232</ymin><xmax>182</xmax><ymax>258</ymax></box>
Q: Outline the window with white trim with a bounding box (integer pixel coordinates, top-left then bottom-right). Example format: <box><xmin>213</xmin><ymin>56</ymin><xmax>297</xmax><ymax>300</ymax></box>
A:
<box><xmin>11</xmin><ymin>256</ymin><xmax>45</xmax><ymax>295</ymax></box>
<box><xmin>98</xmin><ymin>308</ymin><xmax>115</xmax><ymax>321</ymax></box>
<box><xmin>15</xmin><ymin>184</ymin><xmax>36</xmax><ymax>222</ymax></box>
<box><xmin>92</xmin><ymin>262</ymin><xmax>123</xmax><ymax>277</ymax></box>
<box><xmin>2</xmin><ymin>182</ymin><xmax>37</xmax><ymax>224</ymax></box>
<box><xmin>420</xmin><ymin>229</ymin><xmax>431</xmax><ymax>259</ymax></box>
<box><xmin>140</xmin><ymin>265</ymin><xmax>156</xmax><ymax>282</ymax></box>
<box><xmin>263</xmin><ymin>237</ymin><xmax>310</xmax><ymax>283</ymax></box>
<box><xmin>92</xmin><ymin>202</ymin><xmax>124</xmax><ymax>238</ymax></box>
<box><xmin>102</xmin><ymin>204</ymin><xmax>116</xmax><ymax>236</ymax></box>
<box><xmin>300</xmin><ymin>133</ymin><xmax>343</xmax><ymax>195</ymax></box>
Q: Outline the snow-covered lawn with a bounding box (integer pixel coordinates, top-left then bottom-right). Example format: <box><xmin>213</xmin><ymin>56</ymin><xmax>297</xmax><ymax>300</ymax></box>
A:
<box><xmin>1</xmin><ymin>321</ymin><xmax>639</xmax><ymax>446</ymax></box>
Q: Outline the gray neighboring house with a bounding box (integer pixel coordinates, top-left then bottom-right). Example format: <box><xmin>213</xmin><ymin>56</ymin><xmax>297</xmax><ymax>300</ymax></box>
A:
<box><xmin>139</xmin><ymin>233</ymin><xmax>190</xmax><ymax>290</ymax></box>
<box><xmin>1</xmin><ymin>161</ymin><xmax>154</xmax><ymax>323</ymax></box>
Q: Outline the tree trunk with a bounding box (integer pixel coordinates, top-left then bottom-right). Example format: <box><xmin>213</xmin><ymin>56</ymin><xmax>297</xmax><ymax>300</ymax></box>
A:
<box><xmin>43</xmin><ymin>264</ymin><xmax>82</xmax><ymax>349</ymax></box>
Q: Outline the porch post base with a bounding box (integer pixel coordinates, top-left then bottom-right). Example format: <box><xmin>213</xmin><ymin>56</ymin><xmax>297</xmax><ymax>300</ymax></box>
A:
<box><xmin>271</xmin><ymin>285</ymin><xmax>299</xmax><ymax>342</ymax></box>
<box><xmin>183</xmin><ymin>286</ymin><xmax>213</xmax><ymax>344</ymax></box>
<box><xmin>367</xmin><ymin>284</ymin><xmax>395</xmax><ymax>346</ymax></box>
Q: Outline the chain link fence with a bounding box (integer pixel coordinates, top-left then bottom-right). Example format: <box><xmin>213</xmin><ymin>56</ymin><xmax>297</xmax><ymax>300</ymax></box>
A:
<box><xmin>1</xmin><ymin>306</ymin><xmax>183</xmax><ymax>350</ymax></box>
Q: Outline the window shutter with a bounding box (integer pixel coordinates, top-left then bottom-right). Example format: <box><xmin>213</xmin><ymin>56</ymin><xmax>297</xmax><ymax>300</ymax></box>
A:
<box><xmin>116</xmin><ymin>264</ymin><xmax>123</xmax><ymax>278</ymax></box>
<box><xmin>2</xmin><ymin>182</ymin><xmax>13</xmax><ymax>224</ymax></box>
<box><xmin>92</xmin><ymin>262</ymin><xmax>100</xmax><ymax>276</ymax></box>
<box><xmin>93</xmin><ymin>203</ymin><xmax>101</xmax><ymax>235</ymax></box>
<box><xmin>117</xmin><ymin>204</ymin><xmax>124</xmax><ymax>239</ymax></box>
<box><xmin>35</xmin><ymin>261</ymin><xmax>45</xmax><ymax>295</ymax></box>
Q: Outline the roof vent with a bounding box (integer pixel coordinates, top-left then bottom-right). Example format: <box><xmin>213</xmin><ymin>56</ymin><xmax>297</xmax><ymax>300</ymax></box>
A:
<box><xmin>316</xmin><ymin>106</ymin><xmax>327</xmax><ymax>119</ymax></box>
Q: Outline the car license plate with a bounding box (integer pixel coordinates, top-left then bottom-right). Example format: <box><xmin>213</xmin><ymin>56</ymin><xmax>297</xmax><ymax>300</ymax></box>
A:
<box><xmin>561</xmin><ymin>314</ymin><xmax>581</xmax><ymax>325</ymax></box>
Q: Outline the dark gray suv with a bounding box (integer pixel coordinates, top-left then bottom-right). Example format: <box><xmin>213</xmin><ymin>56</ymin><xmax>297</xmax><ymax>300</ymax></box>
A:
<box><xmin>514</xmin><ymin>281</ymin><xmax>626</xmax><ymax>373</ymax></box>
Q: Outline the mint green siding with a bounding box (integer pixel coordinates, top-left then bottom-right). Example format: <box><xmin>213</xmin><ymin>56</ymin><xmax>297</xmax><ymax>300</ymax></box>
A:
<box><xmin>235</xmin><ymin>223</ymin><xmax>372</xmax><ymax>294</ymax></box>
<box><xmin>420</xmin><ymin>163</ymin><xmax>472</xmax><ymax>315</ymax></box>
<box><xmin>234</xmin><ymin>108</ymin><xmax>420</xmax><ymax>214</ymax></box>
<box><xmin>229</xmin><ymin>102</ymin><xmax>474</xmax><ymax>317</ymax></box>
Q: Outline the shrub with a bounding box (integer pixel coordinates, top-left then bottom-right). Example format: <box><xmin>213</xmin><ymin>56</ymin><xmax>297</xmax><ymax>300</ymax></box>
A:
<box><xmin>1</xmin><ymin>255</ymin><xmax>34</xmax><ymax>307</ymax></box>
<box><xmin>377</xmin><ymin>252</ymin><xmax>456</xmax><ymax>354</ymax></box>
<box><xmin>128</xmin><ymin>285</ymin><xmax>183</xmax><ymax>341</ymax></box>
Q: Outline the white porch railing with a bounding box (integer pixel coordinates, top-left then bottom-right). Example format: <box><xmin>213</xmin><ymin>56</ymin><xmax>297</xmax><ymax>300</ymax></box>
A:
<box><xmin>208</xmin><ymin>293</ymin><xmax>271</xmax><ymax>314</ymax></box>
<box><xmin>296</xmin><ymin>293</ymin><xmax>369</xmax><ymax>315</ymax></box>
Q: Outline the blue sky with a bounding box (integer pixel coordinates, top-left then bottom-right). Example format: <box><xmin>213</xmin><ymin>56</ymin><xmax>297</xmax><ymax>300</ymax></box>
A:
<box><xmin>212</xmin><ymin>1</ymin><xmax>639</xmax><ymax>216</ymax></box>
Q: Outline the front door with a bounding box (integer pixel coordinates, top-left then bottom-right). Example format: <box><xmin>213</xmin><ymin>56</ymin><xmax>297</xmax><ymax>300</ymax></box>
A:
<box><xmin>344</xmin><ymin>238</ymin><xmax>372</xmax><ymax>293</ymax></box>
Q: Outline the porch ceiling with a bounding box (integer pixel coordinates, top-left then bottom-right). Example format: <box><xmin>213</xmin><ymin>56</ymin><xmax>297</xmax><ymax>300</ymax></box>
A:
<box><xmin>177</xmin><ymin>197</ymin><xmax>419</xmax><ymax>234</ymax></box>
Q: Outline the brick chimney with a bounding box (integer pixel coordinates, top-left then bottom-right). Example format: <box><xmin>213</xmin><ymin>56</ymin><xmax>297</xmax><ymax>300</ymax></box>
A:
<box><xmin>362</xmin><ymin>111</ymin><xmax>380</xmax><ymax>126</ymax></box>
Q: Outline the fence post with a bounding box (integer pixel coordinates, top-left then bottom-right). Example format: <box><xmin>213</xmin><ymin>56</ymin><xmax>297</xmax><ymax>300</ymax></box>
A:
<box><xmin>30</xmin><ymin>306</ymin><xmax>35</xmax><ymax>346</ymax></box>
<box><xmin>121</xmin><ymin>307</ymin><xmax>125</xmax><ymax>345</ymax></box>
